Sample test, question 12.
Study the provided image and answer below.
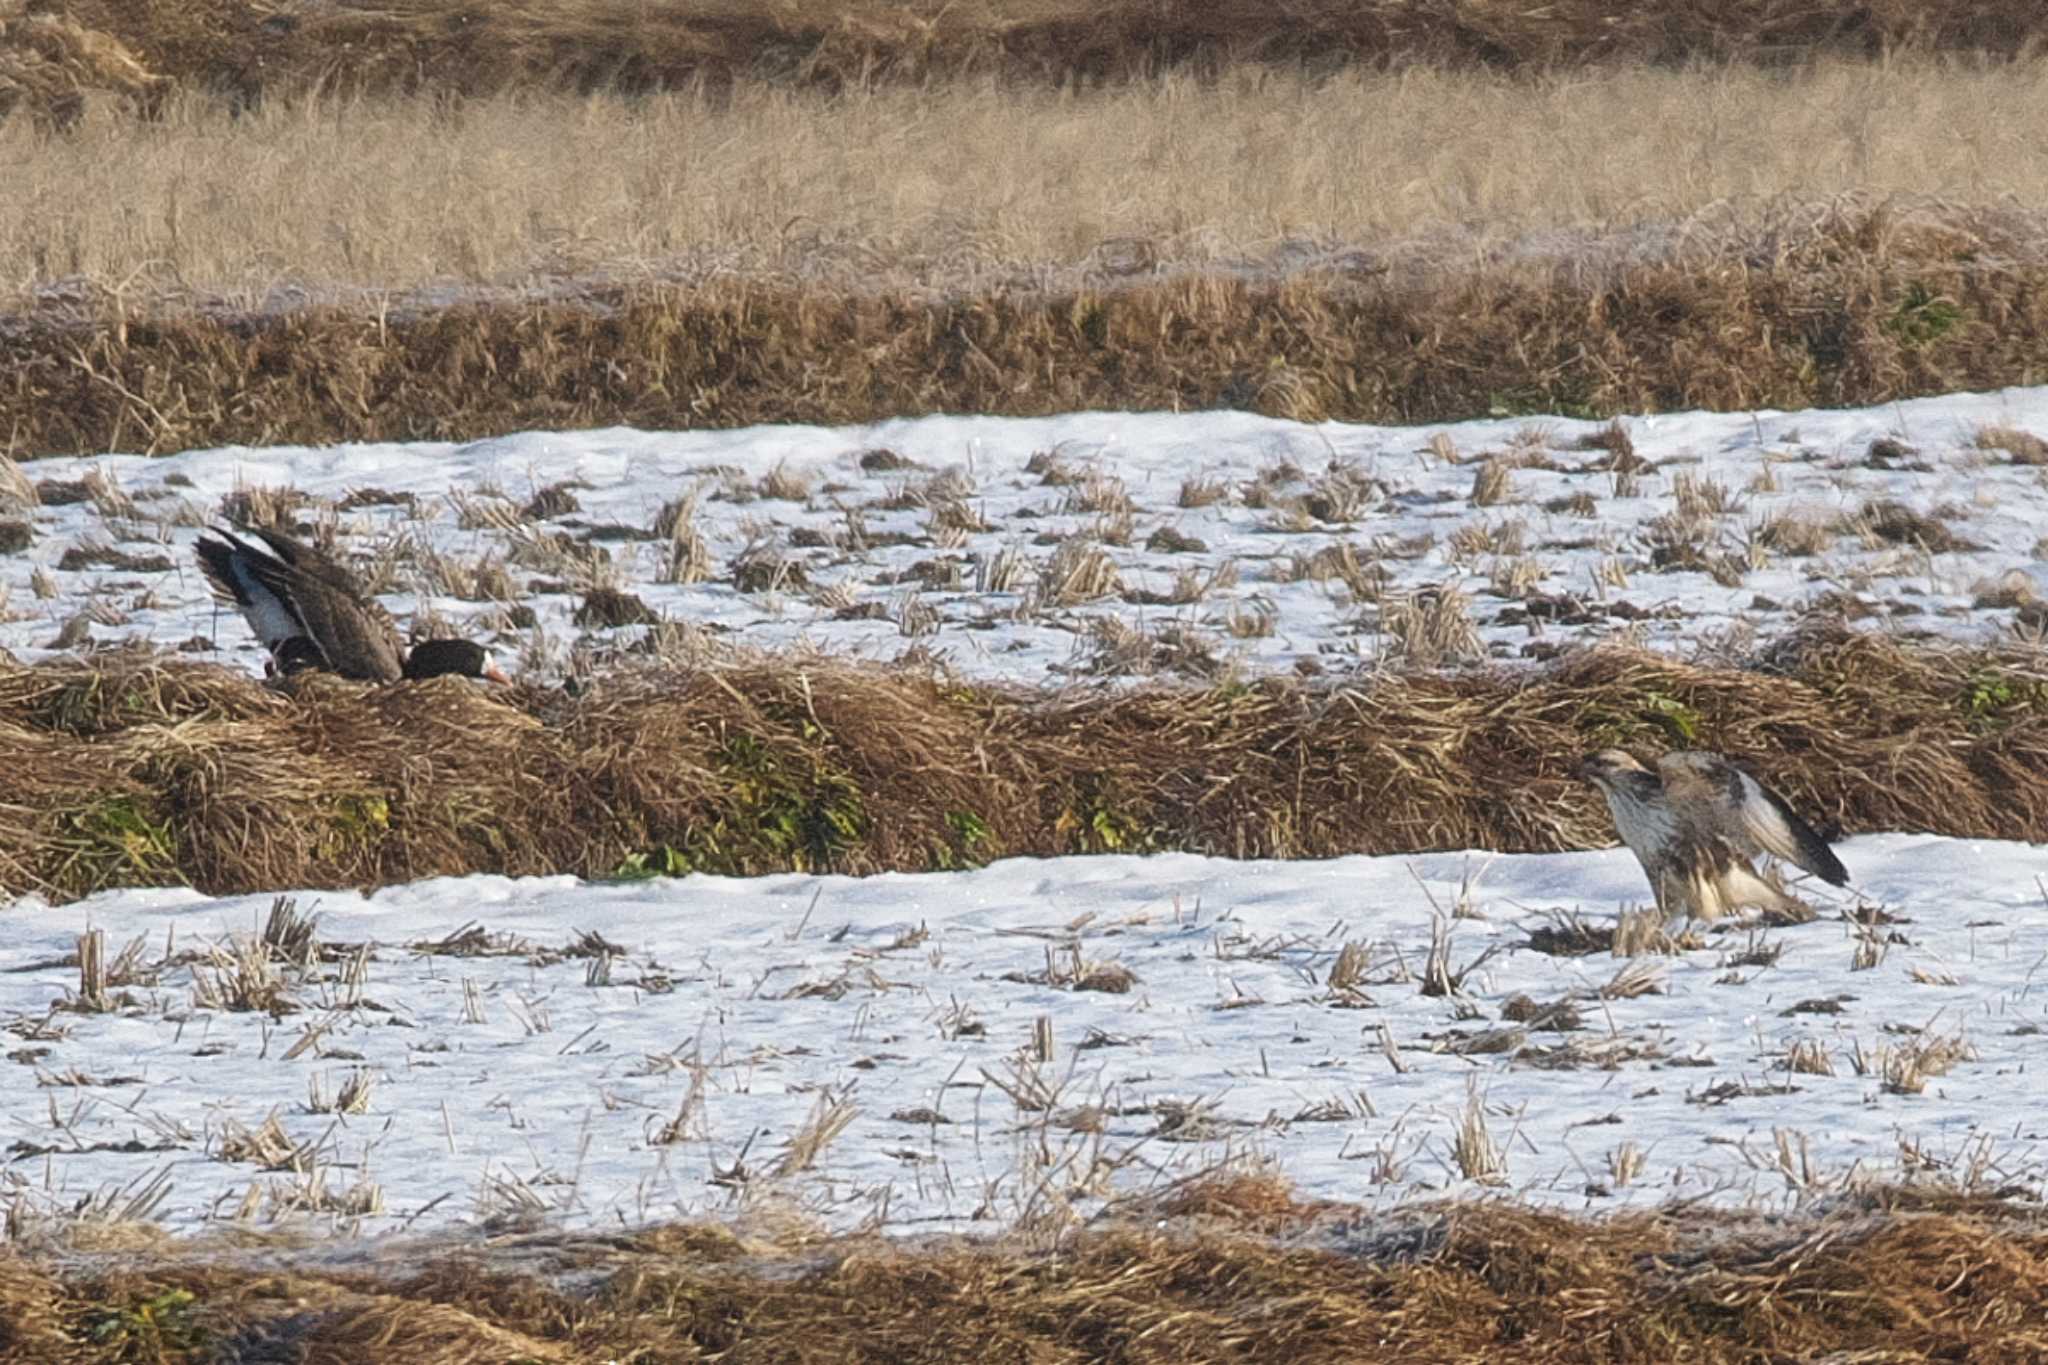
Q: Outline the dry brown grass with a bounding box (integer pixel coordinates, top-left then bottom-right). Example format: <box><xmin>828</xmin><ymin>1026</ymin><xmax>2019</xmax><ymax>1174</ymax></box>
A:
<box><xmin>7</xmin><ymin>194</ymin><xmax>2046</xmax><ymax>455</ymax></box>
<box><xmin>1978</xmin><ymin>424</ymin><xmax>2048</xmax><ymax>464</ymax></box>
<box><xmin>8</xmin><ymin>1187</ymin><xmax>2048</xmax><ymax>1361</ymax></box>
<box><xmin>1377</xmin><ymin>585</ymin><xmax>1486</xmax><ymax>668</ymax></box>
<box><xmin>9</xmin><ymin>61</ymin><xmax>2048</xmax><ymax>309</ymax></box>
<box><xmin>1</xmin><ymin>624</ymin><xmax>2043</xmax><ymax>902</ymax></box>
<box><xmin>48</xmin><ymin>0</ymin><xmax>2048</xmax><ymax>110</ymax></box>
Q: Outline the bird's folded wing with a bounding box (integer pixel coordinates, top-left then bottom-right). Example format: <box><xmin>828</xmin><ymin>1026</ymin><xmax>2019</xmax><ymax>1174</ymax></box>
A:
<box><xmin>291</xmin><ymin>586</ymin><xmax>405</xmax><ymax>683</ymax></box>
<box><xmin>1659</xmin><ymin>751</ymin><xmax>1847</xmax><ymax>886</ymax></box>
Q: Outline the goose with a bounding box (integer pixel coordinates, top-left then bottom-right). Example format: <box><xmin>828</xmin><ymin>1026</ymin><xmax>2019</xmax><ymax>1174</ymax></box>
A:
<box><xmin>1578</xmin><ymin>748</ymin><xmax>1848</xmax><ymax>922</ymax></box>
<box><xmin>195</xmin><ymin>526</ymin><xmax>508</xmax><ymax>684</ymax></box>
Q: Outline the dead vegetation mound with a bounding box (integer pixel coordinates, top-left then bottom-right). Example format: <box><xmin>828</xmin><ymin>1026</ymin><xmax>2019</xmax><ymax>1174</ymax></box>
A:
<box><xmin>0</xmin><ymin>11</ymin><xmax>167</xmax><ymax>131</ymax></box>
<box><xmin>6</xmin><ymin>199</ymin><xmax>2046</xmax><ymax>454</ymax></box>
<box><xmin>2</xmin><ymin>626</ymin><xmax>2043</xmax><ymax>903</ymax></box>
<box><xmin>36</xmin><ymin>0</ymin><xmax>2048</xmax><ymax>109</ymax></box>
<box><xmin>7</xmin><ymin>1186</ymin><xmax>2048</xmax><ymax>1360</ymax></box>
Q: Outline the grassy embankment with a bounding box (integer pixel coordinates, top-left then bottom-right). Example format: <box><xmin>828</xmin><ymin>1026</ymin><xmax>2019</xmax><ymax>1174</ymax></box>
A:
<box><xmin>5</xmin><ymin>1177</ymin><xmax>2047</xmax><ymax>1362</ymax></box>
<box><xmin>0</xmin><ymin>628</ymin><xmax>2041</xmax><ymax>902</ymax></box>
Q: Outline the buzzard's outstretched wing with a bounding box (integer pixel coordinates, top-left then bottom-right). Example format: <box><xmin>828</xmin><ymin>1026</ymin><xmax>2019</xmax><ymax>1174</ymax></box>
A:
<box><xmin>1657</xmin><ymin>751</ymin><xmax>1848</xmax><ymax>886</ymax></box>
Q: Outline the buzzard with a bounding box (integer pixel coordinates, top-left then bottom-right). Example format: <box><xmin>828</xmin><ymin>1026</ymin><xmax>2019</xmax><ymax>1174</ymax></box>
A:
<box><xmin>1577</xmin><ymin>749</ymin><xmax>1848</xmax><ymax>921</ymax></box>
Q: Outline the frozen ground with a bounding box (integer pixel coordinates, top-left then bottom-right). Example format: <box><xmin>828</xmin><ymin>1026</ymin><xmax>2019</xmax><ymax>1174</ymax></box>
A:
<box><xmin>3</xmin><ymin>386</ymin><xmax>2048</xmax><ymax>684</ymax></box>
<box><xmin>3</xmin><ymin>836</ymin><xmax>2044</xmax><ymax>1239</ymax></box>
<box><xmin>5</xmin><ymin>391</ymin><xmax>2047</xmax><ymax>1242</ymax></box>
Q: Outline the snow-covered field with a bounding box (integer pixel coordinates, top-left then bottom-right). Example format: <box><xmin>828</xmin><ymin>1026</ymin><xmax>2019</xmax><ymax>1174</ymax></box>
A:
<box><xmin>4</xmin><ymin>836</ymin><xmax>2044</xmax><ymax>1239</ymax></box>
<box><xmin>5</xmin><ymin>387</ymin><xmax>2048</xmax><ymax>1241</ymax></box>
<box><xmin>3</xmin><ymin>386</ymin><xmax>2048</xmax><ymax>683</ymax></box>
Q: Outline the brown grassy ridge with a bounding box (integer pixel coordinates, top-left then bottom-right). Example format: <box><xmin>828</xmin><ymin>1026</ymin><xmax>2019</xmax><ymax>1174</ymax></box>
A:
<box><xmin>7</xmin><ymin>198</ymin><xmax>2047</xmax><ymax>456</ymax></box>
<box><xmin>2</xmin><ymin>625</ymin><xmax>2043</xmax><ymax>904</ymax></box>
<box><xmin>41</xmin><ymin>0</ymin><xmax>2048</xmax><ymax>109</ymax></box>
<box><xmin>7</xmin><ymin>1182</ymin><xmax>2048</xmax><ymax>1361</ymax></box>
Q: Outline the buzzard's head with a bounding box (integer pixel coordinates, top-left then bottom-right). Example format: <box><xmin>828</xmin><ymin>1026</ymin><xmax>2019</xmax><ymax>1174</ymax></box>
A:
<box><xmin>1577</xmin><ymin>749</ymin><xmax>1649</xmax><ymax>787</ymax></box>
